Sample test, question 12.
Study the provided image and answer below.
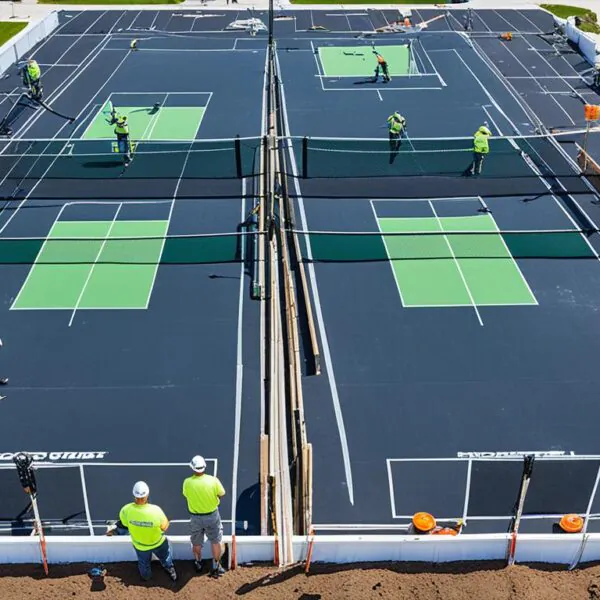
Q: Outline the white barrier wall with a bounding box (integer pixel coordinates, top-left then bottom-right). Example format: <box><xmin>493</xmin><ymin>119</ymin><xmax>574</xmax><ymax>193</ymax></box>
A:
<box><xmin>552</xmin><ymin>14</ymin><xmax>598</xmax><ymax>66</ymax></box>
<box><xmin>0</xmin><ymin>12</ymin><xmax>59</xmax><ymax>76</ymax></box>
<box><xmin>1</xmin><ymin>534</ymin><xmax>600</xmax><ymax>566</ymax></box>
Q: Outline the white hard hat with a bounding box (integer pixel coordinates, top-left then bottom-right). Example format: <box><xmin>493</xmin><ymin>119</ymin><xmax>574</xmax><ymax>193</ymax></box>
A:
<box><xmin>190</xmin><ymin>455</ymin><xmax>206</xmax><ymax>473</ymax></box>
<box><xmin>132</xmin><ymin>481</ymin><xmax>150</xmax><ymax>498</ymax></box>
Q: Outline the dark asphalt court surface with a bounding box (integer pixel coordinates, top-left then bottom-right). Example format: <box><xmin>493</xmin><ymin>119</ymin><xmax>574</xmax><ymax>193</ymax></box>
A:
<box><xmin>1</xmin><ymin>8</ymin><xmax>600</xmax><ymax>539</ymax></box>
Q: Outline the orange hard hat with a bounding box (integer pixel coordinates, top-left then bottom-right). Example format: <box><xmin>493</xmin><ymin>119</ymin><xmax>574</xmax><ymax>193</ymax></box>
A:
<box><xmin>412</xmin><ymin>512</ymin><xmax>436</xmax><ymax>533</ymax></box>
<box><xmin>559</xmin><ymin>514</ymin><xmax>584</xmax><ymax>533</ymax></box>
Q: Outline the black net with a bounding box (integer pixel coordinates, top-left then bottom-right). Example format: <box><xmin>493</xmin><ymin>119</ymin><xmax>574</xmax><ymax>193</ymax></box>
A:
<box><xmin>292</xmin><ymin>228</ymin><xmax>599</xmax><ymax>261</ymax></box>
<box><xmin>0</xmin><ymin>137</ymin><xmax>262</xmax><ymax>181</ymax></box>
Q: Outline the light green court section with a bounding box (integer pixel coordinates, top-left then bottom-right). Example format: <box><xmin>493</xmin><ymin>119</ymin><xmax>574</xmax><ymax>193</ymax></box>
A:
<box><xmin>318</xmin><ymin>45</ymin><xmax>411</xmax><ymax>77</ymax></box>
<box><xmin>12</xmin><ymin>219</ymin><xmax>169</xmax><ymax>310</ymax></box>
<box><xmin>83</xmin><ymin>102</ymin><xmax>205</xmax><ymax>141</ymax></box>
<box><xmin>378</xmin><ymin>214</ymin><xmax>537</xmax><ymax>307</ymax></box>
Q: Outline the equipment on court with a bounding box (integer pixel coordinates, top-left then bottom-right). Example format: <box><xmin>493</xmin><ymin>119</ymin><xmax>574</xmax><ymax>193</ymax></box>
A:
<box><xmin>507</xmin><ymin>455</ymin><xmax>534</xmax><ymax>566</ymax></box>
<box><xmin>29</xmin><ymin>96</ymin><xmax>75</xmax><ymax>124</ymax></box>
<box><xmin>13</xmin><ymin>452</ymin><xmax>48</xmax><ymax>575</ymax></box>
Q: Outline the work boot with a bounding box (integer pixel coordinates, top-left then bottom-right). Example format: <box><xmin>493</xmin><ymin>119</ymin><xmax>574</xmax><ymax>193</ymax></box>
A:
<box><xmin>165</xmin><ymin>566</ymin><xmax>177</xmax><ymax>582</ymax></box>
<box><xmin>194</xmin><ymin>560</ymin><xmax>203</xmax><ymax>573</ymax></box>
<box><xmin>210</xmin><ymin>563</ymin><xmax>225</xmax><ymax>578</ymax></box>
<box><xmin>0</xmin><ymin>378</ymin><xmax>7</xmax><ymax>385</ymax></box>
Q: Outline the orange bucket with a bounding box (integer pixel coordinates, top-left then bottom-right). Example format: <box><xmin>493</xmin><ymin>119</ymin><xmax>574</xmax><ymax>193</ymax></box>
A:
<box><xmin>559</xmin><ymin>514</ymin><xmax>584</xmax><ymax>533</ymax></box>
<box><xmin>412</xmin><ymin>512</ymin><xmax>436</xmax><ymax>533</ymax></box>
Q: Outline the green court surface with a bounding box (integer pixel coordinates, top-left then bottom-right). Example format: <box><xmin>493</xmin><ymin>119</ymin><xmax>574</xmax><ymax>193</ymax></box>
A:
<box><xmin>378</xmin><ymin>214</ymin><xmax>537</xmax><ymax>307</ymax></box>
<box><xmin>318</xmin><ymin>45</ymin><xmax>412</xmax><ymax>77</ymax></box>
<box><xmin>12</xmin><ymin>220</ymin><xmax>169</xmax><ymax>310</ymax></box>
<box><xmin>83</xmin><ymin>102</ymin><xmax>205</xmax><ymax>141</ymax></box>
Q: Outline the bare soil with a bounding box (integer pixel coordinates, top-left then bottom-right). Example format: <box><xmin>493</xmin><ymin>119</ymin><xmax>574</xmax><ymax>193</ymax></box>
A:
<box><xmin>1</xmin><ymin>560</ymin><xmax>600</xmax><ymax>599</ymax></box>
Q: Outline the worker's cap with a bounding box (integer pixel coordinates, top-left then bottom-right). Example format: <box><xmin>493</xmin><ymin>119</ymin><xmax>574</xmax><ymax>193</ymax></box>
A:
<box><xmin>478</xmin><ymin>125</ymin><xmax>490</xmax><ymax>134</ymax></box>
<box><xmin>27</xmin><ymin>59</ymin><xmax>37</xmax><ymax>64</ymax></box>
<box><xmin>132</xmin><ymin>481</ymin><xmax>150</xmax><ymax>498</ymax></box>
<box><xmin>189</xmin><ymin>455</ymin><xmax>206</xmax><ymax>473</ymax></box>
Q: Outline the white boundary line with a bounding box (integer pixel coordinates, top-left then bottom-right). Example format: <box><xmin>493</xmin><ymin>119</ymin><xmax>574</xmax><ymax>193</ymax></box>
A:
<box><xmin>461</xmin><ymin>459</ymin><xmax>472</xmax><ymax>529</ymax></box>
<box><xmin>68</xmin><ymin>203</ymin><xmax>123</xmax><ymax>327</ymax></box>
<box><xmin>76</xmin><ymin>103</ymin><xmax>102</xmax><ymax>139</ymax></box>
<box><xmin>368</xmin><ymin>200</ymin><xmax>408</xmax><ymax>308</ymax></box>
<box><xmin>79</xmin><ymin>465</ymin><xmax>94</xmax><ymax>536</ymax></box>
<box><xmin>140</xmin><ymin>211</ymin><xmax>173</xmax><ymax>311</ymax></box>
<box><xmin>230</xmin><ymin>177</ymin><xmax>247</xmax><ymax>548</ymax></box>
<box><xmin>144</xmin><ymin>92</ymin><xmax>168</xmax><ymax>140</ymax></box>
<box><xmin>0</xmin><ymin>460</ymin><xmax>218</xmax><ymax>469</ymax></box>
<box><xmin>427</xmin><ymin>200</ymin><xmax>483</xmax><ymax>326</ymax></box>
<box><xmin>276</xmin><ymin>50</ymin><xmax>354</xmax><ymax>505</ymax></box>
<box><xmin>386</xmin><ymin>458</ymin><xmax>398</xmax><ymax>519</ymax></box>
<box><xmin>9</xmin><ymin>202</ymin><xmax>70</xmax><ymax>310</ymax></box>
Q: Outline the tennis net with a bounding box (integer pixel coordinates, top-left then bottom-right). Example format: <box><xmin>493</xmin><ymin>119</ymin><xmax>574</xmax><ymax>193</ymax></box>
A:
<box><xmin>287</xmin><ymin>129</ymin><xmax>590</xmax><ymax>180</ymax></box>
<box><xmin>290</xmin><ymin>227</ymin><xmax>599</xmax><ymax>262</ymax></box>
<box><xmin>0</xmin><ymin>137</ymin><xmax>262</xmax><ymax>181</ymax></box>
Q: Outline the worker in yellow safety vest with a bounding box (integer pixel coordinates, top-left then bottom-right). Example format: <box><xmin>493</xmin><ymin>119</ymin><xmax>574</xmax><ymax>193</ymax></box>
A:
<box><xmin>21</xmin><ymin>59</ymin><xmax>43</xmax><ymax>101</ymax></box>
<box><xmin>114</xmin><ymin>114</ymin><xmax>132</xmax><ymax>164</ymax></box>
<box><xmin>465</xmin><ymin>124</ymin><xmax>492</xmax><ymax>176</ymax></box>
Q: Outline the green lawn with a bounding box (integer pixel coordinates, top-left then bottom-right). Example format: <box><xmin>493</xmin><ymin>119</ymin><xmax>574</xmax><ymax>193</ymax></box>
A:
<box><xmin>40</xmin><ymin>0</ymin><xmax>182</xmax><ymax>4</ymax></box>
<box><xmin>541</xmin><ymin>4</ymin><xmax>600</xmax><ymax>33</ymax></box>
<box><xmin>0</xmin><ymin>22</ymin><xmax>28</xmax><ymax>47</ymax></box>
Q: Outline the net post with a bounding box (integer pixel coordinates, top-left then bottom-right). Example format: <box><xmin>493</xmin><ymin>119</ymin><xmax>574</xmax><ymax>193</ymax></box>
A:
<box><xmin>302</xmin><ymin>137</ymin><xmax>308</xmax><ymax>179</ymax></box>
<box><xmin>235</xmin><ymin>135</ymin><xmax>242</xmax><ymax>178</ymax></box>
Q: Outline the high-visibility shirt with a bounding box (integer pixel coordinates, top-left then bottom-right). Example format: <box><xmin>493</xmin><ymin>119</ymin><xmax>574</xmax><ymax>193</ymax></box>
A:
<box><xmin>387</xmin><ymin>113</ymin><xmax>406</xmax><ymax>135</ymax></box>
<box><xmin>119</xmin><ymin>502</ymin><xmax>167</xmax><ymax>551</ymax></box>
<box><xmin>26</xmin><ymin>62</ymin><xmax>41</xmax><ymax>81</ymax></box>
<box><xmin>182</xmin><ymin>474</ymin><xmax>225</xmax><ymax>514</ymax></box>
<box><xmin>473</xmin><ymin>128</ymin><xmax>491</xmax><ymax>154</ymax></box>
<box><xmin>114</xmin><ymin>119</ymin><xmax>129</xmax><ymax>136</ymax></box>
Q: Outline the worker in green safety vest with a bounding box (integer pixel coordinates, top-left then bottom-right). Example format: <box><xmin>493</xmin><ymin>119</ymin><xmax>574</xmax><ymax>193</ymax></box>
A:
<box><xmin>21</xmin><ymin>59</ymin><xmax>43</xmax><ymax>101</ymax></box>
<box><xmin>465</xmin><ymin>124</ymin><xmax>492</xmax><ymax>176</ymax></box>
<box><xmin>114</xmin><ymin>114</ymin><xmax>131</xmax><ymax>164</ymax></box>
<box><xmin>387</xmin><ymin>111</ymin><xmax>407</xmax><ymax>163</ymax></box>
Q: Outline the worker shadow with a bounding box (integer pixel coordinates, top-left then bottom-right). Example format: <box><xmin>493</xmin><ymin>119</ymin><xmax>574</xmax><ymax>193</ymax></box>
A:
<box><xmin>235</xmin><ymin>564</ymin><xmax>305</xmax><ymax>595</ymax></box>
<box><xmin>353</xmin><ymin>78</ymin><xmax>377</xmax><ymax>85</ymax></box>
<box><xmin>108</xmin><ymin>561</ymin><xmax>196</xmax><ymax>592</ymax></box>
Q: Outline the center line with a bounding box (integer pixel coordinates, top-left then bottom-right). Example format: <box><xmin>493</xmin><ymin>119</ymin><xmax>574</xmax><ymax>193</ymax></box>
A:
<box><xmin>68</xmin><ymin>204</ymin><xmax>123</xmax><ymax>327</ymax></box>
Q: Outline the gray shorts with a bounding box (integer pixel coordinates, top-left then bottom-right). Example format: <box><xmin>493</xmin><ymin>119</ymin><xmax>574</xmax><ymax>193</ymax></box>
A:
<box><xmin>190</xmin><ymin>510</ymin><xmax>223</xmax><ymax>545</ymax></box>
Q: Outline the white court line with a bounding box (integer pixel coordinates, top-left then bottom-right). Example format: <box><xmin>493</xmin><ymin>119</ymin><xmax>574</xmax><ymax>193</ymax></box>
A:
<box><xmin>276</xmin><ymin>51</ymin><xmax>354</xmax><ymax>505</ymax></box>
<box><xmin>517</xmin><ymin>9</ymin><xmax>544</xmax><ymax>33</ymax></box>
<box><xmin>376</xmin><ymin>89</ymin><xmax>382</xmax><ymax>101</ymax></box>
<box><xmin>427</xmin><ymin>200</ymin><xmax>484</xmax><ymax>326</ymax></box>
<box><xmin>10</xmin><ymin>202</ymin><xmax>71</xmax><ymax>310</ymax></box>
<box><xmin>0</xmin><ymin>459</ymin><xmax>219</xmax><ymax>469</ymax></box>
<box><xmin>463</xmin><ymin>43</ymin><xmax>600</xmax><ymax>259</ymax></box>
<box><xmin>149</xmin><ymin>11</ymin><xmax>160</xmax><ymax>31</ymax></box>
<box><xmin>310</xmin><ymin>41</ymin><xmax>326</xmax><ymax>92</ymax></box>
<box><xmin>140</xmin><ymin>203</ymin><xmax>174</xmax><ymax>310</ymax></box>
<box><xmin>144</xmin><ymin>92</ymin><xmax>168</xmax><ymax>140</ymax></box>
<box><xmin>386</xmin><ymin>459</ymin><xmax>398</xmax><ymax>519</ymax></box>
<box><xmin>107</xmin><ymin>10</ymin><xmax>127</xmax><ymax>36</ymax></box>
<box><xmin>413</xmin><ymin>38</ymin><xmax>447</xmax><ymax>87</ymax></box>
<box><xmin>103</xmin><ymin>48</ymin><xmax>259</xmax><ymax>53</ymax></box>
<box><xmin>77</xmin><ymin>103</ymin><xmax>103</xmax><ymax>139</ymax></box>
<box><xmin>490</xmin><ymin>36</ymin><xmax>576</xmax><ymax>126</ymax></box>
<box><xmin>109</xmin><ymin>91</ymin><xmax>213</xmax><ymax>96</ymax></box>
<box><xmin>0</xmin><ymin>41</ymin><xmax>134</xmax><ymax>238</ymax></box>
<box><xmin>369</xmin><ymin>200</ymin><xmax>408</xmax><ymax>308</ymax></box>
<box><xmin>461</xmin><ymin>459</ymin><xmax>472</xmax><ymax>529</ymax></box>
<box><xmin>129</xmin><ymin>10</ymin><xmax>142</xmax><ymax>31</ymax></box>
<box><xmin>79</xmin><ymin>465</ymin><xmax>94</xmax><ymax>536</ymax></box>
<box><xmin>505</xmin><ymin>76</ymin><xmax>585</xmax><ymax>79</ymax></box>
<box><xmin>230</xmin><ymin>177</ymin><xmax>247</xmax><ymax>547</ymax></box>
<box><xmin>68</xmin><ymin>204</ymin><xmax>124</xmax><ymax>326</ymax></box>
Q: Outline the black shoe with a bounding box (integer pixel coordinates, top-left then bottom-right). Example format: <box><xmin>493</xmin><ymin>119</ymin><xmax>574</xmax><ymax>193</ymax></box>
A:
<box><xmin>165</xmin><ymin>567</ymin><xmax>177</xmax><ymax>582</ymax></box>
<box><xmin>194</xmin><ymin>560</ymin><xmax>203</xmax><ymax>573</ymax></box>
<box><xmin>0</xmin><ymin>378</ymin><xmax>7</xmax><ymax>385</ymax></box>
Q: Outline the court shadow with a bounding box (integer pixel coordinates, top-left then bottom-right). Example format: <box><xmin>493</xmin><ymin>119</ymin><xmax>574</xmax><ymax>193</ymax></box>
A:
<box><xmin>236</xmin><ymin>564</ymin><xmax>304</xmax><ymax>595</ymax></box>
<box><xmin>235</xmin><ymin>482</ymin><xmax>260</xmax><ymax>535</ymax></box>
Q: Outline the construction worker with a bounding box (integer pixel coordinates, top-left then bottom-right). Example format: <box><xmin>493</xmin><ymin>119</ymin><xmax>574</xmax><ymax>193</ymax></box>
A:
<box><xmin>464</xmin><ymin>8</ymin><xmax>474</xmax><ymax>32</ymax></box>
<box><xmin>114</xmin><ymin>114</ymin><xmax>131</xmax><ymax>164</ymax></box>
<box><xmin>387</xmin><ymin>111</ymin><xmax>407</xmax><ymax>162</ymax></box>
<box><xmin>465</xmin><ymin>123</ymin><xmax>492</xmax><ymax>176</ymax></box>
<box><xmin>594</xmin><ymin>56</ymin><xmax>600</xmax><ymax>88</ymax></box>
<box><xmin>183</xmin><ymin>455</ymin><xmax>226</xmax><ymax>578</ymax></box>
<box><xmin>21</xmin><ymin>59</ymin><xmax>42</xmax><ymax>101</ymax></box>
<box><xmin>107</xmin><ymin>481</ymin><xmax>177</xmax><ymax>583</ymax></box>
<box><xmin>373</xmin><ymin>51</ymin><xmax>391</xmax><ymax>83</ymax></box>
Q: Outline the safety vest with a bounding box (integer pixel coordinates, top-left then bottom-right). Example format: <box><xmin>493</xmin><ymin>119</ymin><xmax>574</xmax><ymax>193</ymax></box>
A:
<box><xmin>473</xmin><ymin>130</ymin><xmax>490</xmax><ymax>154</ymax></box>
<box><xmin>388</xmin><ymin>114</ymin><xmax>405</xmax><ymax>135</ymax></box>
<box><xmin>114</xmin><ymin>119</ymin><xmax>129</xmax><ymax>136</ymax></box>
<box><xmin>119</xmin><ymin>502</ymin><xmax>166</xmax><ymax>551</ymax></box>
<box><xmin>27</xmin><ymin>62</ymin><xmax>41</xmax><ymax>81</ymax></box>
